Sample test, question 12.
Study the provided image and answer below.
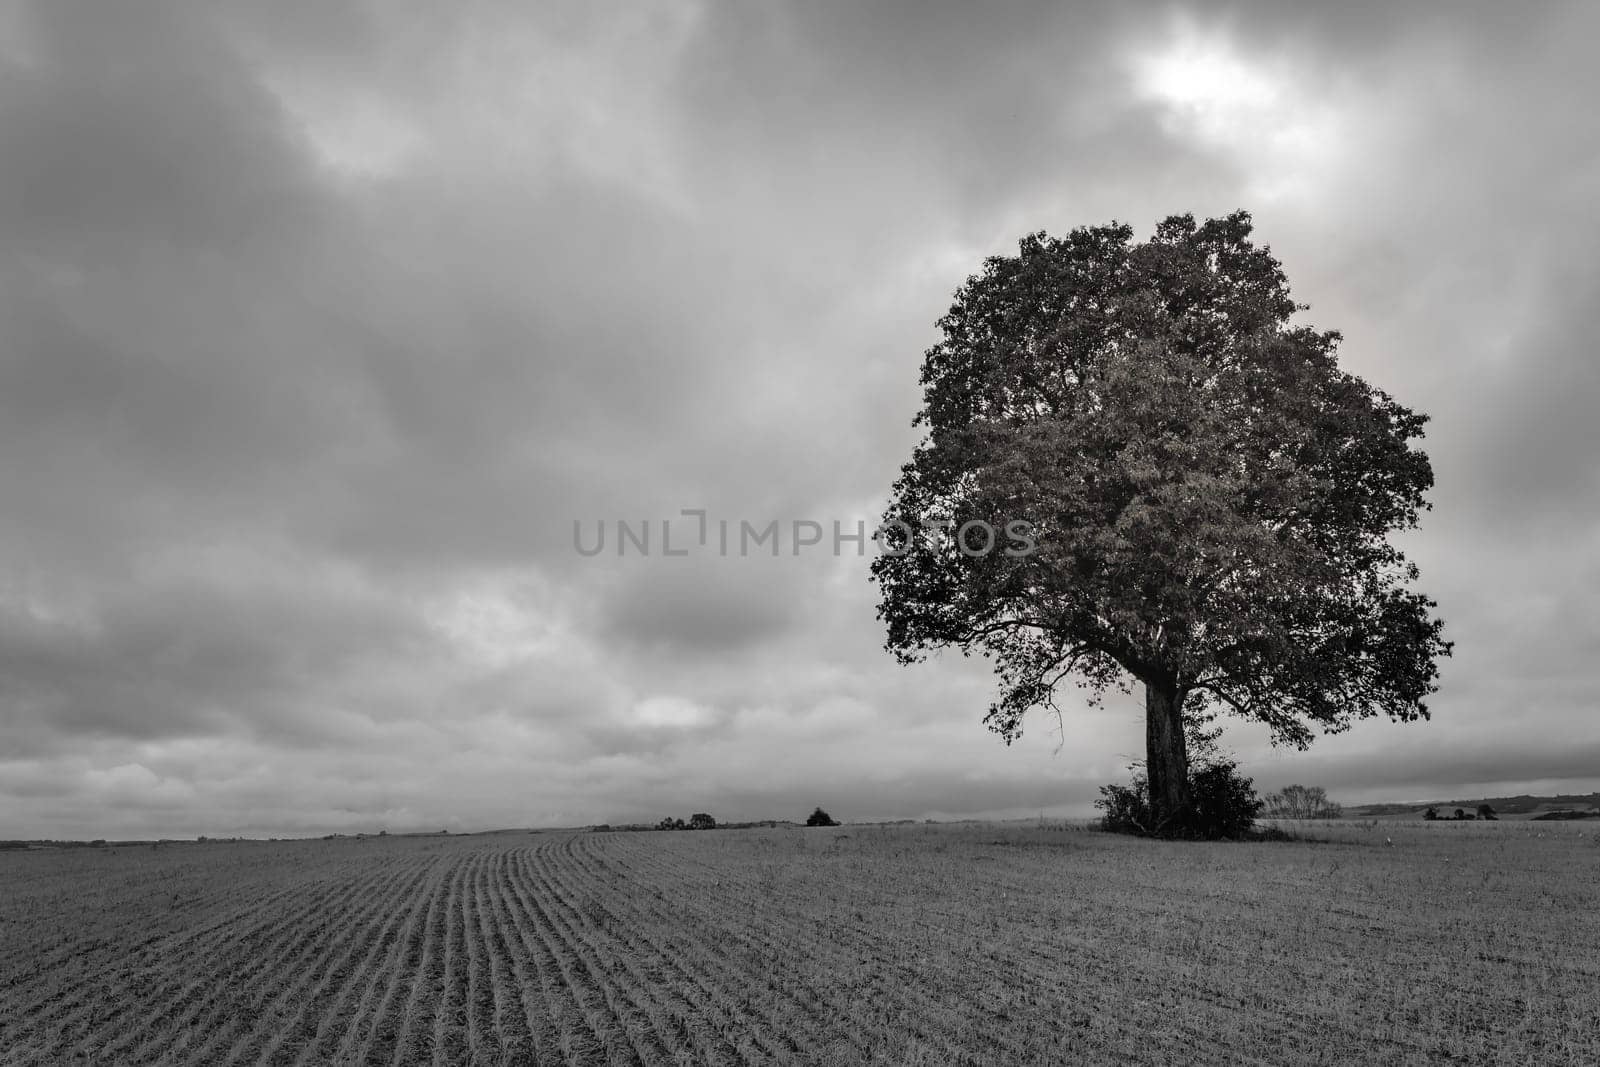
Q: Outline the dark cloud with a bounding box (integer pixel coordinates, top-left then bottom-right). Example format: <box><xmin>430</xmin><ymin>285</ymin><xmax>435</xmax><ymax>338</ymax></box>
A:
<box><xmin>0</xmin><ymin>563</ymin><xmax>430</xmax><ymax>754</ymax></box>
<box><xmin>594</xmin><ymin>555</ymin><xmax>815</xmax><ymax>655</ymax></box>
<box><xmin>1</xmin><ymin>0</ymin><xmax>1597</xmax><ymax>836</ymax></box>
<box><xmin>0</xmin><ymin>3</ymin><xmax>317</xmax><ymax>255</ymax></box>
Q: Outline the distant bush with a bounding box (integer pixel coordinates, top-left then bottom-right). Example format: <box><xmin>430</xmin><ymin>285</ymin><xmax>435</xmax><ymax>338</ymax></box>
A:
<box><xmin>656</xmin><ymin>817</ymin><xmax>686</xmax><ymax>831</ymax></box>
<box><xmin>1423</xmin><ymin>806</ymin><xmax>1440</xmax><ymax>821</ymax></box>
<box><xmin>1477</xmin><ymin>805</ymin><xmax>1497</xmax><ymax>821</ymax></box>
<box><xmin>689</xmin><ymin>813</ymin><xmax>716</xmax><ymax>830</ymax></box>
<box><xmin>805</xmin><ymin>807</ymin><xmax>838</xmax><ymax>827</ymax></box>
<box><xmin>1096</xmin><ymin>761</ymin><xmax>1262</xmax><ymax>840</ymax></box>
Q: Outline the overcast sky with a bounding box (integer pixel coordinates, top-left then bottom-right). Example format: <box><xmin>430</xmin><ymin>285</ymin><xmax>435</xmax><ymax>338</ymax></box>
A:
<box><xmin>2</xmin><ymin>0</ymin><xmax>1597</xmax><ymax>838</ymax></box>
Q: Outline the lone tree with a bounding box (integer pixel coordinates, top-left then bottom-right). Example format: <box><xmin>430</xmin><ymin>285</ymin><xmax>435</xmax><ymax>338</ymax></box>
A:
<box><xmin>872</xmin><ymin>211</ymin><xmax>1450</xmax><ymax>836</ymax></box>
<box><xmin>805</xmin><ymin>807</ymin><xmax>839</xmax><ymax>827</ymax></box>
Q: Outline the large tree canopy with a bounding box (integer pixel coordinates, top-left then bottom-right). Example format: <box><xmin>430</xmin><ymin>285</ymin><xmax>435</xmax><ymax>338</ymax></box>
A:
<box><xmin>872</xmin><ymin>211</ymin><xmax>1451</xmax><ymax>831</ymax></box>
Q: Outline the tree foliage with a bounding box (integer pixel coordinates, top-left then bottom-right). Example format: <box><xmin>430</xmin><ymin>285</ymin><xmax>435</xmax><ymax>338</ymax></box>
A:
<box><xmin>872</xmin><ymin>210</ymin><xmax>1451</xmax><ymax>828</ymax></box>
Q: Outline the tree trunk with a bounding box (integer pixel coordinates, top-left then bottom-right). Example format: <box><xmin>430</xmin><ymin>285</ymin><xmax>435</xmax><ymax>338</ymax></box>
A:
<box><xmin>1145</xmin><ymin>680</ymin><xmax>1192</xmax><ymax>832</ymax></box>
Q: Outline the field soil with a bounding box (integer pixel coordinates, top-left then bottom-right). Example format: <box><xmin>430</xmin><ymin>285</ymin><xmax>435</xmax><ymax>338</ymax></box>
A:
<box><xmin>2</xmin><ymin>821</ymin><xmax>1597</xmax><ymax>1065</ymax></box>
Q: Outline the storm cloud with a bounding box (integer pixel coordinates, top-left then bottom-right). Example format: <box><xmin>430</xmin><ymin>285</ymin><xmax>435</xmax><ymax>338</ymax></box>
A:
<box><xmin>1</xmin><ymin>0</ymin><xmax>1596</xmax><ymax>837</ymax></box>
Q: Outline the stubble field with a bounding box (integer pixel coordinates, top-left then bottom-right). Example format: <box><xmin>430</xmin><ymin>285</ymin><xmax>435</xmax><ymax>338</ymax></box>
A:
<box><xmin>2</xmin><ymin>820</ymin><xmax>1596</xmax><ymax>1065</ymax></box>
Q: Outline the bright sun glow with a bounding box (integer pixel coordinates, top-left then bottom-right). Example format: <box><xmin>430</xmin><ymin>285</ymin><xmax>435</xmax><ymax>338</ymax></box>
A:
<box><xmin>1130</xmin><ymin>20</ymin><xmax>1344</xmax><ymax>202</ymax></box>
<box><xmin>1140</xmin><ymin>38</ymin><xmax>1276</xmax><ymax>108</ymax></box>
<box><xmin>1133</xmin><ymin>24</ymin><xmax>1283</xmax><ymax>144</ymax></box>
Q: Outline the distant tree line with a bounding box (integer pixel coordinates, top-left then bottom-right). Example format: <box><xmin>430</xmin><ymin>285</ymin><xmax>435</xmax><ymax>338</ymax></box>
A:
<box><xmin>1529</xmin><ymin>809</ymin><xmax>1600</xmax><ymax>821</ymax></box>
<box><xmin>652</xmin><ymin>813</ymin><xmax>718</xmax><ymax>831</ymax></box>
<box><xmin>1424</xmin><ymin>805</ymin><xmax>1496</xmax><ymax>821</ymax></box>
<box><xmin>587</xmin><ymin>808</ymin><xmax>844</xmax><ymax>832</ymax></box>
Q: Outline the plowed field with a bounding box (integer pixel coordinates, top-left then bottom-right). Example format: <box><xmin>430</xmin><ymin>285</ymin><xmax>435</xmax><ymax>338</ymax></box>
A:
<box><xmin>3</xmin><ymin>822</ymin><xmax>1597</xmax><ymax>1064</ymax></box>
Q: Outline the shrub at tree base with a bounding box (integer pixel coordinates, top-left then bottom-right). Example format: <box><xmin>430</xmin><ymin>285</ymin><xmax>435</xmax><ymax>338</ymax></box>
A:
<box><xmin>1097</xmin><ymin>761</ymin><xmax>1263</xmax><ymax>840</ymax></box>
<box><xmin>806</xmin><ymin>807</ymin><xmax>839</xmax><ymax>827</ymax></box>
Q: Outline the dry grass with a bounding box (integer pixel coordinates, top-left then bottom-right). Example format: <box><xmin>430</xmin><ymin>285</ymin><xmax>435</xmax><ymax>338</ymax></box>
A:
<box><xmin>1</xmin><ymin>820</ymin><xmax>1596</xmax><ymax>1064</ymax></box>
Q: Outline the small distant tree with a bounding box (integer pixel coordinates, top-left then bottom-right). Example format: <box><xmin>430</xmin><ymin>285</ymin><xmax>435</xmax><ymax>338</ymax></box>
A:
<box><xmin>1423</xmin><ymin>806</ymin><xmax>1440</xmax><ymax>820</ymax></box>
<box><xmin>1262</xmin><ymin>785</ymin><xmax>1343</xmax><ymax>820</ymax></box>
<box><xmin>806</xmin><ymin>807</ymin><xmax>839</xmax><ymax>827</ymax></box>
<box><xmin>1476</xmin><ymin>804</ymin><xmax>1497</xmax><ymax>821</ymax></box>
<box><xmin>1453</xmin><ymin>808</ymin><xmax>1467</xmax><ymax>820</ymax></box>
<box><xmin>656</xmin><ymin>816</ymin><xmax>687</xmax><ymax>831</ymax></box>
<box><xmin>689</xmin><ymin>813</ymin><xmax>717</xmax><ymax>830</ymax></box>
